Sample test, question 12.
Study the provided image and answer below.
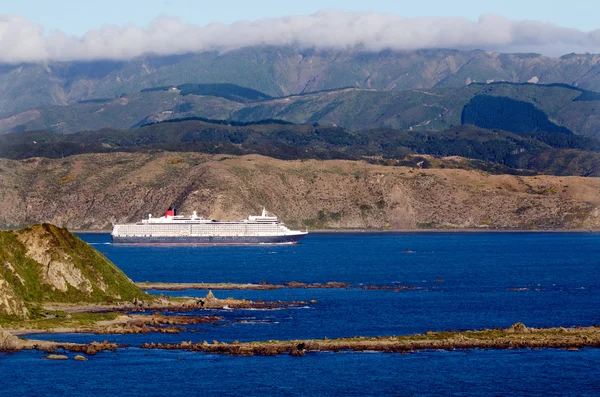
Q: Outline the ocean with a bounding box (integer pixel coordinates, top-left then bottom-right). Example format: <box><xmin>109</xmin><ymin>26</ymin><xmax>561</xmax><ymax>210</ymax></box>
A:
<box><xmin>2</xmin><ymin>232</ymin><xmax>600</xmax><ymax>396</ymax></box>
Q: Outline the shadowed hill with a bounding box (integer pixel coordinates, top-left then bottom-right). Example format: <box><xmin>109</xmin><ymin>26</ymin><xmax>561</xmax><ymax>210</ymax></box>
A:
<box><xmin>461</xmin><ymin>96</ymin><xmax>574</xmax><ymax>134</ymax></box>
<box><xmin>0</xmin><ymin>224</ymin><xmax>148</xmax><ymax>318</ymax></box>
<box><xmin>1</xmin><ymin>121</ymin><xmax>599</xmax><ymax>177</ymax></box>
<box><xmin>141</xmin><ymin>83</ymin><xmax>272</xmax><ymax>103</ymax></box>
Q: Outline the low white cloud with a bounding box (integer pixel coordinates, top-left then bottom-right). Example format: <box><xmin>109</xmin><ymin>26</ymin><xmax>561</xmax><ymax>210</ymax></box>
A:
<box><xmin>1</xmin><ymin>10</ymin><xmax>599</xmax><ymax>63</ymax></box>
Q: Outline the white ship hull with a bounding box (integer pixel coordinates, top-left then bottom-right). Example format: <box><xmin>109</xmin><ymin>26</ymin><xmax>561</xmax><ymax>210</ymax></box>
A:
<box><xmin>111</xmin><ymin>208</ymin><xmax>308</xmax><ymax>246</ymax></box>
<box><xmin>112</xmin><ymin>233</ymin><xmax>306</xmax><ymax>245</ymax></box>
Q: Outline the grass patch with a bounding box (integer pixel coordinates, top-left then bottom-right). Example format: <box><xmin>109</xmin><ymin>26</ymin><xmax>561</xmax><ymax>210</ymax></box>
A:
<box><xmin>0</xmin><ymin>311</ymin><xmax>120</xmax><ymax>330</ymax></box>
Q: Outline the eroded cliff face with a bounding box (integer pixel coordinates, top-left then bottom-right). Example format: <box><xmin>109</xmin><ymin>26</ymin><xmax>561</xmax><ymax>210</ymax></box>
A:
<box><xmin>0</xmin><ymin>152</ymin><xmax>599</xmax><ymax>230</ymax></box>
<box><xmin>16</xmin><ymin>231</ymin><xmax>94</xmax><ymax>295</ymax></box>
<box><xmin>0</xmin><ymin>276</ymin><xmax>28</xmax><ymax>318</ymax></box>
<box><xmin>0</xmin><ymin>224</ymin><xmax>147</xmax><ymax>317</ymax></box>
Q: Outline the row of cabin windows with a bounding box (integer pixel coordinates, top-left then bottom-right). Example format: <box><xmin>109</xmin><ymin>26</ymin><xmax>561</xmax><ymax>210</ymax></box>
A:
<box><xmin>119</xmin><ymin>226</ymin><xmax>283</xmax><ymax>232</ymax></box>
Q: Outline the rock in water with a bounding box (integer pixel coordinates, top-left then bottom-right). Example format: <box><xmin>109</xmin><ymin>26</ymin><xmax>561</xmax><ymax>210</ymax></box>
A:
<box><xmin>74</xmin><ymin>355</ymin><xmax>88</xmax><ymax>361</ymax></box>
<box><xmin>205</xmin><ymin>290</ymin><xmax>216</xmax><ymax>302</ymax></box>
<box><xmin>0</xmin><ymin>327</ymin><xmax>21</xmax><ymax>351</ymax></box>
<box><xmin>0</xmin><ymin>224</ymin><xmax>149</xmax><ymax>318</ymax></box>
<box><xmin>45</xmin><ymin>354</ymin><xmax>69</xmax><ymax>360</ymax></box>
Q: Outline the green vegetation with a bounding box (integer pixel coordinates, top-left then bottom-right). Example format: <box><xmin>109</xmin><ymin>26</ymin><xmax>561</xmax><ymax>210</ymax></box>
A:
<box><xmin>0</xmin><ymin>120</ymin><xmax>599</xmax><ymax>176</ymax></box>
<box><xmin>142</xmin><ymin>116</ymin><xmax>293</xmax><ymax>128</ymax></box>
<box><xmin>4</xmin><ymin>80</ymin><xmax>600</xmax><ymax>140</ymax></box>
<box><xmin>176</xmin><ymin>83</ymin><xmax>272</xmax><ymax>102</ymax></box>
<box><xmin>4</xmin><ymin>48</ymin><xmax>600</xmax><ymax>128</ymax></box>
<box><xmin>141</xmin><ymin>83</ymin><xmax>272</xmax><ymax>103</ymax></box>
<box><xmin>461</xmin><ymin>95</ymin><xmax>573</xmax><ymax>134</ymax></box>
<box><xmin>0</xmin><ymin>311</ymin><xmax>120</xmax><ymax>330</ymax></box>
<box><xmin>140</xmin><ymin>83</ymin><xmax>271</xmax><ymax>102</ymax></box>
<box><xmin>574</xmin><ymin>90</ymin><xmax>600</xmax><ymax>102</ymax></box>
<box><xmin>0</xmin><ymin>224</ymin><xmax>149</xmax><ymax>319</ymax></box>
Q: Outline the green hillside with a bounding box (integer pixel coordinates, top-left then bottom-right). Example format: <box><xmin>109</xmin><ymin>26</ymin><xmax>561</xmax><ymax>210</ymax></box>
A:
<box><xmin>141</xmin><ymin>83</ymin><xmax>272</xmax><ymax>102</ymax></box>
<box><xmin>0</xmin><ymin>224</ymin><xmax>148</xmax><ymax>318</ymax></box>
<box><xmin>461</xmin><ymin>95</ymin><xmax>573</xmax><ymax>134</ymax></box>
<box><xmin>2</xmin><ymin>82</ymin><xmax>599</xmax><ymax>140</ymax></box>
<box><xmin>1</xmin><ymin>120</ymin><xmax>599</xmax><ymax>176</ymax></box>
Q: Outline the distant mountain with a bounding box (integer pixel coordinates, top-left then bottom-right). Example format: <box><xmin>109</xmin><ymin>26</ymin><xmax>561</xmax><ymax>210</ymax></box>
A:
<box><xmin>1</xmin><ymin>47</ymin><xmax>600</xmax><ymax>116</ymax></box>
<box><xmin>3</xmin><ymin>82</ymin><xmax>600</xmax><ymax>140</ymax></box>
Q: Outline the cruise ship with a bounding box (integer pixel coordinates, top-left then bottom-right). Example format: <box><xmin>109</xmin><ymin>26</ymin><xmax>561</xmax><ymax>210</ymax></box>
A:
<box><xmin>111</xmin><ymin>207</ymin><xmax>308</xmax><ymax>245</ymax></box>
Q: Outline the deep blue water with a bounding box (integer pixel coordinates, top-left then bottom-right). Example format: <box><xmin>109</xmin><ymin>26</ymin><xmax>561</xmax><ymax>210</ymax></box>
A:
<box><xmin>2</xmin><ymin>349</ymin><xmax>600</xmax><ymax>396</ymax></box>
<box><xmin>2</xmin><ymin>232</ymin><xmax>600</xmax><ymax>396</ymax></box>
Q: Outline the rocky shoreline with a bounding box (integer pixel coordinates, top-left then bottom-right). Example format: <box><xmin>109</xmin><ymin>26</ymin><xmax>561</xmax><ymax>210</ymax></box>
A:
<box><xmin>6</xmin><ymin>313</ymin><xmax>224</xmax><ymax>336</ymax></box>
<box><xmin>137</xmin><ymin>281</ymin><xmax>353</xmax><ymax>291</ymax></box>
<box><xmin>2</xmin><ymin>291</ymin><xmax>312</xmax><ymax>337</ymax></box>
<box><xmin>42</xmin><ymin>294</ymin><xmax>310</xmax><ymax>313</ymax></box>
<box><xmin>136</xmin><ymin>281</ymin><xmax>421</xmax><ymax>291</ymax></box>
<box><xmin>3</xmin><ymin>323</ymin><xmax>600</xmax><ymax>358</ymax></box>
<box><xmin>139</xmin><ymin>323</ymin><xmax>600</xmax><ymax>356</ymax></box>
<box><xmin>0</xmin><ymin>328</ymin><xmax>119</xmax><ymax>356</ymax></box>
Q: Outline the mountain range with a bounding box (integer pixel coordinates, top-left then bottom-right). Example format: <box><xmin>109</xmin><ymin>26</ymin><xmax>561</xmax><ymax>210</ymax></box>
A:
<box><xmin>0</xmin><ymin>46</ymin><xmax>598</xmax><ymax>230</ymax></box>
<box><xmin>1</xmin><ymin>47</ymin><xmax>600</xmax><ymax>116</ymax></box>
<box><xmin>2</xmin><ymin>80</ymin><xmax>600</xmax><ymax>141</ymax></box>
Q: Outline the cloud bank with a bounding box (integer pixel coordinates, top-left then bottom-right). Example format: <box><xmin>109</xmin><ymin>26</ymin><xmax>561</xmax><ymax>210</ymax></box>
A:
<box><xmin>1</xmin><ymin>10</ymin><xmax>600</xmax><ymax>63</ymax></box>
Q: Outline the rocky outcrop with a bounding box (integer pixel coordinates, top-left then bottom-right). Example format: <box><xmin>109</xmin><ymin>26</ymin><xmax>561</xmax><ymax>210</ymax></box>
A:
<box><xmin>17</xmin><ymin>231</ymin><xmax>93</xmax><ymax>294</ymax></box>
<box><xmin>0</xmin><ymin>326</ymin><xmax>20</xmax><ymax>351</ymax></box>
<box><xmin>44</xmin><ymin>354</ymin><xmax>69</xmax><ymax>360</ymax></box>
<box><xmin>0</xmin><ymin>224</ymin><xmax>148</xmax><ymax>318</ymax></box>
<box><xmin>0</xmin><ymin>152</ymin><xmax>598</xmax><ymax>230</ymax></box>
<box><xmin>0</xmin><ymin>277</ymin><xmax>28</xmax><ymax>318</ymax></box>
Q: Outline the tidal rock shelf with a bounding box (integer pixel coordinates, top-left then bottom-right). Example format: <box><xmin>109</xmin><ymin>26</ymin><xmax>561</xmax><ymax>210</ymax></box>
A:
<box><xmin>136</xmin><ymin>281</ymin><xmax>419</xmax><ymax>291</ymax></box>
<box><xmin>3</xmin><ymin>323</ymin><xmax>600</xmax><ymax>357</ymax></box>
<box><xmin>0</xmin><ymin>327</ymin><xmax>118</xmax><ymax>355</ymax></box>
<box><xmin>139</xmin><ymin>324</ymin><xmax>600</xmax><ymax>356</ymax></box>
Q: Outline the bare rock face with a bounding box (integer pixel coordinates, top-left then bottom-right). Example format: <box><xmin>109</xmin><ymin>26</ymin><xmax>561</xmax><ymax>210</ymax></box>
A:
<box><xmin>0</xmin><ymin>278</ymin><xmax>28</xmax><ymax>318</ymax></box>
<box><xmin>205</xmin><ymin>290</ymin><xmax>216</xmax><ymax>302</ymax></box>
<box><xmin>0</xmin><ymin>326</ymin><xmax>21</xmax><ymax>350</ymax></box>
<box><xmin>16</xmin><ymin>231</ymin><xmax>93</xmax><ymax>295</ymax></box>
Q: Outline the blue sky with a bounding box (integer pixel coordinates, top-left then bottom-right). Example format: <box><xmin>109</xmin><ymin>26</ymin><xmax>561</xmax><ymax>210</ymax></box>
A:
<box><xmin>4</xmin><ymin>0</ymin><xmax>598</xmax><ymax>35</ymax></box>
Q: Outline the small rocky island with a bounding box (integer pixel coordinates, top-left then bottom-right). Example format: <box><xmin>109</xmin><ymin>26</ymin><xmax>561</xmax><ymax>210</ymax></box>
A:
<box><xmin>1</xmin><ymin>224</ymin><xmax>600</xmax><ymax>357</ymax></box>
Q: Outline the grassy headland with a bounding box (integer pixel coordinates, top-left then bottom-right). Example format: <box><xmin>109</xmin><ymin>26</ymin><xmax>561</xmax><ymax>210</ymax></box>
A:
<box><xmin>0</xmin><ymin>224</ymin><xmax>149</xmax><ymax>319</ymax></box>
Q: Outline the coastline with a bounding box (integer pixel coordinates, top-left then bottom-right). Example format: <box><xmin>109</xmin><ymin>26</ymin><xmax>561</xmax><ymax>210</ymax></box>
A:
<box><xmin>4</xmin><ymin>323</ymin><xmax>600</xmax><ymax>356</ymax></box>
<box><xmin>308</xmin><ymin>228</ymin><xmax>600</xmax><ymax>234</ymax></box>
<box><xmin>71</xmin><ymin>228</ymin><xmax>600</xmax><ymax>234</ymax></box>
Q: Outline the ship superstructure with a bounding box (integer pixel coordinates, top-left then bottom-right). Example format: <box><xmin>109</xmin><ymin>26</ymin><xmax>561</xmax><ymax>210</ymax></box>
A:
<box><xmin>111</xmin><ymin>207</ymin><xmax>307</xmax><ymax>245</ymax></box>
